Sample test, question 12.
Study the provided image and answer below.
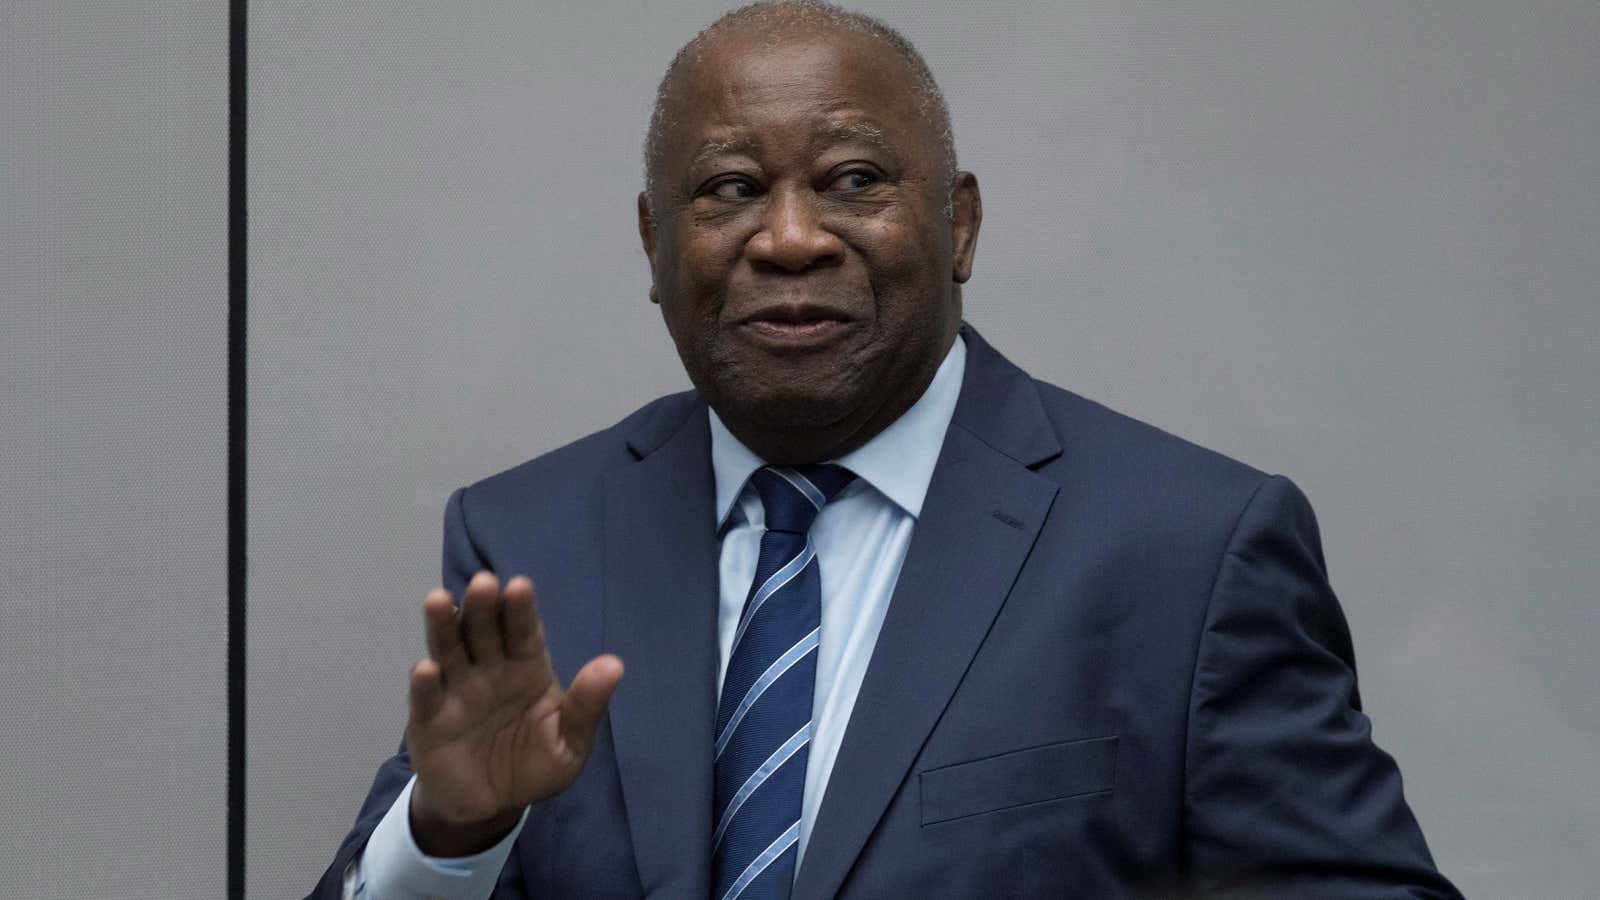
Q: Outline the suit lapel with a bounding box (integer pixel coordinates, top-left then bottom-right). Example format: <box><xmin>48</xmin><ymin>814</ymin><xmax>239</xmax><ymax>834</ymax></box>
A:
<box><xmin>602</xmin><ymin>400</ymin><xmax>719</xmax><ymax>899</ymax></box>
<box><xmin>794</xmin><ymin>327</ymin><xmax>1063</xmax><ymax>900</ymax></box>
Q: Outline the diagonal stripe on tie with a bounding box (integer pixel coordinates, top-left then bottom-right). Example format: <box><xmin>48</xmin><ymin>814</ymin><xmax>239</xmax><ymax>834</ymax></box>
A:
<box><xmin>724</xmin><ymin>820</ymin><xmax>802</xmax><ymax>900</ymax></box>
<box><xmin>717</xmin><ymin>627</ymin><xmax>820</xmax><ymax>759</ymax></box>
<box><xmin>728</xmin><ymin>543</ymin><xmax>816</xmax><ymax>658</ymax></box>
<box><xmin>714</xmin><ymin>464</ymin><xmax>854</xmax><ymax>900</ymax></box>
<box><xmin>713</xmin><ymin>722</ymin><xmax>811</xmax><ymax>852</ymax></box>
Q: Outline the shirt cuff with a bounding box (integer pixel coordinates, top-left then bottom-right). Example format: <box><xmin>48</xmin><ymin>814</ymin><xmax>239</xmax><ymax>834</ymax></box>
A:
<box><xmin>350</xmin><ymin>775</ymin><xmax>527</xmax><ymax>900</ymax></box>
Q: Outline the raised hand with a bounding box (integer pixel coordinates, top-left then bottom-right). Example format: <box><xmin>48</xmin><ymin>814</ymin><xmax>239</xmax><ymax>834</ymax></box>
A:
<box><xmin>405</xmin><ymin>571</ymin><xmax>623</xmax><ymax>856</ymax></box>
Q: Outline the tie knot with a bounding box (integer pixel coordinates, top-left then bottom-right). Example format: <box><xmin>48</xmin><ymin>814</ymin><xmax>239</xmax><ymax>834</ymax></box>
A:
<box><xmin>750</xmin><ymin>464</ymin><xmax>855</xmax><ymax>534</ymax></box>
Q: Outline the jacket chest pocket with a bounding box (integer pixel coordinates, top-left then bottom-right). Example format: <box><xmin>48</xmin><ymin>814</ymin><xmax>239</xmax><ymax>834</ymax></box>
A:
<box><xmin>918</xmin><ymin>735</ymin><xmax>1118</xmax><ymax>826</ymax></box>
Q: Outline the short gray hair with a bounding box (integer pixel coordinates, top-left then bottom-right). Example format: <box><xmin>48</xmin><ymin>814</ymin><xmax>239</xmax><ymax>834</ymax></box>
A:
<box><xmin>642</xmin><ymin>1</ymin><xmax>957</xmax><ymax>211</ymax></box>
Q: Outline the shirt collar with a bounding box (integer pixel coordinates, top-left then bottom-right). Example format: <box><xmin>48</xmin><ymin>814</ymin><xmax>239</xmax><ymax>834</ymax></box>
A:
<box><xmin>708</xmin><ymin>334</ymin><xmax>968</xmax><ymax>528</ymax></box>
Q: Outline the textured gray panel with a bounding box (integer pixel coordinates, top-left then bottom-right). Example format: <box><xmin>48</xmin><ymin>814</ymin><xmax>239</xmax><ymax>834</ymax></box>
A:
<box><xmin>0</xmin><ymin>4</ymin><xmax>228</xmax><ymax>898</ymax></box>
<box><xmin>249</xmin><ymin>2</ymin><xmax>1599</xmax><ymax>896</ymax></box>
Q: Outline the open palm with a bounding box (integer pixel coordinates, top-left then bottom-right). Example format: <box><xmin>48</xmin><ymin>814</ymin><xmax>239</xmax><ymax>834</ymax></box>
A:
<box><xmin>405</xmin><ymin>572</ymin><xmax>623</xmax><ymax>851</ymax></box>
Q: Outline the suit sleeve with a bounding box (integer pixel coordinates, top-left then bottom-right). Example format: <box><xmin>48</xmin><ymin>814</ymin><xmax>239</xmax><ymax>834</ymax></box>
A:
<box><xmin>1182</xmin><ymin>475</ymin><xmax>1459</xmax><ymax>898</ymax></box>
<box><xmin>304</xmin><ymin>487</ymin><xmax>531</xmax><ymax>899</ymax></box>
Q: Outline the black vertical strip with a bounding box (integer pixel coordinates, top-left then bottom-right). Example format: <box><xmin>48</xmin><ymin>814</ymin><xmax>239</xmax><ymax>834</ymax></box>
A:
<box><xmin>228</xmin><ymin>1</ymin><xmax>248</xmax><ymax>898</ymax></box>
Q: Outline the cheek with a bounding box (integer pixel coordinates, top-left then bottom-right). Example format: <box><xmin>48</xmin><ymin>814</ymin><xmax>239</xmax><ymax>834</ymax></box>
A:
<box><xmin>678</xmin><ymin>218</ymin><xmax>751</xmax><ymax>283</ymax></box>
<box><xmin>856</xmin><ymin>217</ymin><xmax>957</xmax><ymax>338</ymax></box>
<box><xmin>659</xmin><ymin>236</ymin><xmax>740</xmax><ymax>325</ymax></box>
<box><xmin>849</xmin><ymin>218</ymin><xmax>901</xmax><ymax>256</ymax></box>
<box><xmin>852</xmin><ymin>215</ymin><xmax>945</xmax><ymax>295</ymax></box>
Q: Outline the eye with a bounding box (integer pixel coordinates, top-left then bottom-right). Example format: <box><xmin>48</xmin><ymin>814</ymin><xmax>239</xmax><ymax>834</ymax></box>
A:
<box><xmin>707</xmin><ymin>178</ymin><xmax>761</xmax><ymax>201</ymax></box>
<box><xmin>828</xmin><ymin>169</ymin><xmax>879</xmax><ymax>192</ymax></box>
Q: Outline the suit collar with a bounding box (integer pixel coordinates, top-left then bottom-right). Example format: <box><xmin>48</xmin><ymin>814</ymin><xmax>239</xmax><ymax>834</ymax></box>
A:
<box><xmin>622</xmin><ymin>389</ymin><xmax>703</xmax><ymax>460</ymax></box>
<box><xmin>948</xmin><ymin>322</ymin><xmax>1063</xmax><ymax>468</ymax></box>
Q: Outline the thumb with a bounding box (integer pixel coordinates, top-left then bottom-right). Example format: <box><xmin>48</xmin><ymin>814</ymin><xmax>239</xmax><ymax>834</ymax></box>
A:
<box><xmin>560</xmin><ymin>653</ymin><xmax>624</xmax><ymax>752</ymax></box>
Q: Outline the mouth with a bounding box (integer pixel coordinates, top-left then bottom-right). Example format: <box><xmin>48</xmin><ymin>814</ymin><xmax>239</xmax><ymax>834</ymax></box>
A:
<box><xmin>736</xmin><ymin>303</ymin><xmax>857</xmax><ymax>348</ymax></box>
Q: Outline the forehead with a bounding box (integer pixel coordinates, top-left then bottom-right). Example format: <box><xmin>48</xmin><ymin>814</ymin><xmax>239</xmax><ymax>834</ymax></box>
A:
<box><xmin>663</xmin><ymin>25</ymin><xmax>930</xmax><ymax>162</ymax></box>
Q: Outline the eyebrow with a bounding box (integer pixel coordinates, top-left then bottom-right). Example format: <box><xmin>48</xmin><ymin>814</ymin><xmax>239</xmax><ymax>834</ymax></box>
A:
<box><xmin>822</xmin><ymin>120</ymin><xmax>900</xmax><ymax>169</ymax></box>
<box><xmin>824</xmin><ymin>121</ymin><xmax>888</xmax><ymax>150</ymax></box>
<box><xmin>689</xmin><ymin>136</ymin><xmax>760</xmax><ymax>170</ymax></box>
<box><xmin>686</xmin><ymin>120</ymin><xmax>894</xmax><ymax>171</ymax></box>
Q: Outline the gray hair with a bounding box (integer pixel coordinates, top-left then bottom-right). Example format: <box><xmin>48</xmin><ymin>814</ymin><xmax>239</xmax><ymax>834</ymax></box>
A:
<box><xmin>642</xmin><ymin>1</ymin><xmax>958</xmax><ymax>214</ymax></box>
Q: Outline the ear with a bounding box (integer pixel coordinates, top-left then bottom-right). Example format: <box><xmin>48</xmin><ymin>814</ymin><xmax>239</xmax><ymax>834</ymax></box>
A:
<box><xmin>949</xmin><ymin>171</ymin><xmax>982</xmax><ymax>284</ymax></box>
<box><xmin>637</xmin><ymin>191</ymin><xmax>661</xmax><ymax>304</ymax></box>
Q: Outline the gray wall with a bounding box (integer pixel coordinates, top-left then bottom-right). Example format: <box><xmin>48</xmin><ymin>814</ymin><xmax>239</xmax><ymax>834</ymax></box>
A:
<box><xmin>1</xmin><ymin>4</ymin><xmax>228</xmax><ymax>898</ymax></box>
<box><xmin>5</xmin><ymin>2</ymin><xmax>1593</xmax><ymax>898</ymax></box>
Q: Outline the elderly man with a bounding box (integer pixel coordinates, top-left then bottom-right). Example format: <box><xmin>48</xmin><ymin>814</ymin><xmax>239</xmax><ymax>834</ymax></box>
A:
<box><xmin>313</xmin><ymin>3</ymin><xmax>1457</xmax><ymax>898</ymax></box>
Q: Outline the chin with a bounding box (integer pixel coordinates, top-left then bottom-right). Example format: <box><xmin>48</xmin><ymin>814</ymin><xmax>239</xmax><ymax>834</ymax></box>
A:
<box><xmin>721</xmin><ymin>385</ymin><xmax>855</xmax><ymax>433</ymax></box>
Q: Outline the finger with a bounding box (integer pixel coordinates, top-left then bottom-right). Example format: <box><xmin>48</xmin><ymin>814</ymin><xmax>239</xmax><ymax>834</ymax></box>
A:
<box><xmin>422</xmin><ymin>588</ymin><xmax>467</xmax><ymax>678</ymax></box>
<box><xmin>500</xmin><ymin>575</ymin><xmax>542</xmax><ymax>662</ymax></box>
<box><xmin>460</xmin><ymin>570</ymin><xmax>505</xmax><ymax>664</ymax></box>
<box><xmin>409</xmin><ymin>657</ymin><xmax>446</xmax><ymax>724</ymax></box>
<box><xmin>560</xmin><ymin>654</ymin><xmax>625</xmax><ymax>751</ymax></box>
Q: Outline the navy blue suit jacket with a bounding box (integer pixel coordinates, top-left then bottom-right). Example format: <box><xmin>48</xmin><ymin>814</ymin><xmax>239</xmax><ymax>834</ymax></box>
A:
<box><xmin>312</xmin><ymin>326</ymin><xmax>1456</xmax><ymax>898</ymax></box>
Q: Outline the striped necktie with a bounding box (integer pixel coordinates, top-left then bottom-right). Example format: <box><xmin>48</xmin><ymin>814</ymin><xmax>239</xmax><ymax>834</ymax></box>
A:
<box><xmin>713</xmin><ymin>464</ymin><xmax>855</xmax><ymax>900</ymax></box>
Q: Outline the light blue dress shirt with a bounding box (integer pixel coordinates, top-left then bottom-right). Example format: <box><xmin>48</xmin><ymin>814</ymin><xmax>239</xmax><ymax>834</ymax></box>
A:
<box><xmin>349</xmin><ymin>337</ymin><xmax>967</xmax><ymax>899</ymax></box>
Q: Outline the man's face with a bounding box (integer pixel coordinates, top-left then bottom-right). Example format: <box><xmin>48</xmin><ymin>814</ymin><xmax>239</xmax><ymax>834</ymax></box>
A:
<box><xmin>639</xmin><ymin>25</ymin><xmax>981</xmax><ymax>464</ymax></box>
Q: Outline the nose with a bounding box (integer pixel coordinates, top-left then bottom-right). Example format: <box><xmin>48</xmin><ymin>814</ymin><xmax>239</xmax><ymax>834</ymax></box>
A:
<box><xmin>745</xmin><ymin>184</ymin><xmax>845</xmax><ymax>273</ymax></box>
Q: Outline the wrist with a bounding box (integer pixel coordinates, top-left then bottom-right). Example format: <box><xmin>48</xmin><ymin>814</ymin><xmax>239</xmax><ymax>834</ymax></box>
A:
<box><xmin>409</xmin><ymin>783</ymin><xmax>522</xmax><ymax>858</ymax></box>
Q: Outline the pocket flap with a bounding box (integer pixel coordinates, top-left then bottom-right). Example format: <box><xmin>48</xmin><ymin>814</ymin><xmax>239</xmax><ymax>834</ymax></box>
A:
<box><xmin>919</xmin><ymin>735</ymin><xmax>1118</xmax><ymax>825</ymax></box>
